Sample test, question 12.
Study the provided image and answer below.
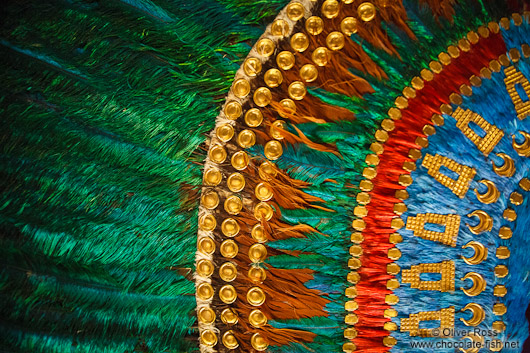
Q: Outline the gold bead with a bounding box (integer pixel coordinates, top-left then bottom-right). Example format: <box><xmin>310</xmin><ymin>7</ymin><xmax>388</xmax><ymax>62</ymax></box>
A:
<box><xmin>353</xmin><ymin>205</ymin><xmax>368</xmax><ymax>217</ymax></box>
<box><xmin>227</xmin><ymin>172</ymin><xmax>245</xmax><ymax>192</ymax></box>
<box><xmin>499</xmin><ymin>226</ymin><xmax>512</xmax><ymax>239</ymax></box>
<box><xmin>221</xmin><ymin>308</ymin><xmax>239</xmax><ymax>325</ymax></box>
<box><xmin>198</xmin><ymin>237</ymin><xmax>215</xmax><ymax>255</ymax></box>
<box><xmin>277</xmin><ymin>51</ymin><xmax>295</xmax><ymax>70</ymax></box>
<box><xmin>510</xmin><ymin>191</ymin><xmax>523</xmax><ymax>205</ymax></box>
<box><xmin>351</xmin><ymin>219</ymin><xmax>366</xmax><ymax>231</ymax></box>
<box><xmin>341</xmin><ymin>17</ymin><xmax>358</xmax><ymax>35</ymax></box>
<box><xmin>388</xmin><ymin>107</ymin><xmax>402</xmax><ymax>120</ymax></box>
<box><xmin>288</xmin><ymin>81</ymin><xmax>306</xmax><ymax>100</ymax></box>
<box><xmin>222</xmin><ymin>218</ymin><xmax>240</xmax><ymax>237</ymax></box>
<box><xmin>199</xmin><ymin>214</ymin><xmax>216</xmax><ymax>232</ymax></box>
<box><xmin>326</xmin><ymin>31</ymin><xmax>345</xmax><ymax>50</ymax></box>
<box><xmin>349</xmin><ymin>245</ymin><xmax>363</xmax><ymax>256</ymax></box>
<box><xmin>322</xmin><ymin>0</ymin><xmax>339</xmax><ymax>19</ymax></box>
<box><xmin>494</xmin><ymin>285</ymin><xmax>507</xmax><ymax>297</ymax></box>
<box><xmin>385</xmin><ymin>294</ymin><xmax>399</xmax><ymax>305</ymax></box>
<box><xmin>384</xmin><ymin>309</ymin><xmax>398</xmax><ymax>318</ymax></box>
<box><xmin>196</xmin><ymin>259</ymin><xmax>214</xmax><ymax>277</ymax></box>
<box><xmin>219</xmin><ymin>284</ymin><xmax>237</xmax><ymax>304</ymax></box>
<box><xmin>224</xmin><ymin>101</ymin><xmax>242</xmax><ymax>120</ymax></box>
<box><xmin>250</xmin><ymin>333</ymin><xmax>269</xmax><ymax>351</ymax></box>
<box><xmin>356</xmin><ymin>192</ymin><xmax>370</xmax><ymax>205</ymax></box>
<box><xmin>209</xmin><ymin>144</ymin><xmax>227</xmax><ymax>163</ymax></box>
<box><xmin>345</xmin><ymin>286</ymin><xmax>357</xmax><ymax>298</ymax></box>
<box><xmin>494</xmin><ymin>265</ymin><xmax>508</xmax><ymax>278</ymax></box>
<box><xmin>248</xmin><ymin>265</ymin><xmax>267</xmax><ymax>283</ymax></box>
<box><xmin>216</xmin><ymin>123</ymin><xmax>234</xmax><ymax>142</ymax></box>
<box><xmin>286</xmin><ymin>2</ymin><xmax>304</xmax><ymax>20</ymax></box>
<box><xmin>300</xmin><ymin>64</ymin><xmax>318</xmax><ymax>82</ymax></box>
<box><xmin>243</xmin><ymin>57</ymin><xmax>262</xmax><ymax>77</ymax></box>
<box><xmin>222</xmin><ymin>330</ymin><xmax>239</xmax><ymax>349</ymax></box>
<box><xmin>387</xmin><ymin>247</ymin><xmax>401</xmax><ymax>260</ymax></box>
<box><xmin>231</xmin><ymin>151</ymin><xmax>249</xmax><ymax>170</ymax></box>
<box><xmin>254</xmin><ymin>87</ymin><xmax>272</xmax><ymax>107</ymax></box>
<box><xmin>366</xmin><ymin>154</ymin><xmax>380</xmax><ymax>166</ymax></box>
<box><xmin>343</xmin><ymin>342</ymin><xmax>356</xmax><ymax>353</ymax></box>
<box><xmin>249</xmin><ymin>309</ymin><xmax>268</xmax><ymax>327</ymax></box>
<box><xmin>264</xmin><ymin>140</ymin><xmax>283</xmax><ymax>160</ymax></box>
<box><xmin>395</xmin><ymin>189</ymin><xmax>408</xmax><ymax>200</ymax></box>
<box><xmin>492</xmin><ymin>321</ymin><xmax>506</xmax><ymax>332</ymax></box>
<box><xmin>391</xmin><ymin>218</ymin><xmax>404</xmax><ymax>229</ymax></box>
<box><xmin>278</xmin><ymin>98</ymin><xmax>296</xmax><ymax>118</ymax></box>
<box><xmin>496</xmin><ymin>246</ymin><xmax>510</xmax><ymax>259</ymax></box>
<box><xmin>387</xmin><ymin>278</ymin><xmax>400</xmax><ymax>290</ymax></box>
<box><xmin>201</xmin><ymin>190</ymin><xmax>219</xmax><ymax>209</ymax></box>
<box><xmin>247</xmin><ymin>286</ymin><xmax>266</xmax><ymax>306</ymax></box>
<box><xmin>493</xmin><ymin>303</ymin><xmax>507</xmax><ymax>315</ymax></box>
<box><xmin>224</xmin><ymin>195</ymin><xmax>243</xmax><ymax>215</ymax></box>
<box><xmin>344</xmin><ymin>328</ymin><xmax>358</xmax><ymax>339</ymax></box>
<box><xmin>389</xmin><ymin>233</ymin><xmax>403</xmax><ymax>244</ymax></box>
<box><xmin>197</xmin><ymin>282</ymin><xmax>214</xmax><ymax>300</ymax></box>
<box><xmin>345</xmin><ymin>313</ymin><xmax>358</xmax><ymax>325</ymax></box>
<box><xmin>245</xmin><ymin>108</ymin><xmax>263</xmax><ymax>127</ymax></box>
<box><xmin>345</xmin><ymin>300</ymin><xmax>358</xmax><ymax>311</ymax></box>
<box><xmin>393</xmin><ymin>203</ymin><xmax>407</xmax><ymax>215</ymax></box>
<box><xmin>203</xmin><ymin>168</ymin><xmax>222</xmax><ymax>186</ymax></box>
<box><xmin>363</xmin><ymin>167</ymin><xmax>377</xmax><ymax>179</ymax></box>
<box><xmin>387</xmin><ymin>263</ymin><xmax>400</xmax><ymax>275</ymax></box>
<box><xmin>254</xmin><ymin>202</ymin><xmax>274</xmax><ymax>221</ymax></box>
<box><xmin>383</xmin><ymin>336</ymin><xmax>397</xmax><ymax>347</ymax></box>
<box><xmin>291</xmin><ymin>32</ymin><xmax>310</xmax><ymax>52</ymax></box>
<box><xmin>306</xmin><ymin>16</ymin><xmax>324</xmax><ymax>35</ymax></box>
<box><xmin>219</xmin><ymin>262</ymin><xmax>238</xmax><ymax>282</ymax></box>
<box><xmin>358</xmin><ymin>2</ymin><xmax>376</xmax><ymax>21</ymax></box>
<box><xmin>252</xmin><ymin>224</ymin><xmax>268</xmax><ymax>243</ymax></box>
<box><xmin>264</xmin><ymin>68</ymin><xmax>283</xmax><ymax>88</ymax></box>
<box><xmin>520</xmin><ymin>177</ymin><xmax>530</xmax><ymax>191</ymax></box>
<box><xmin>237</xmin><ymin>129</ymin><xmax>256</xmax><ymax>148</ymax></box>
<box><xmin>200</xmin><ymin>330</ymin><xmax>217</xmax><ymax>347</ymax></box>
<box><xmin>270</xmin><ymin>120</ymin><xmax>286</xmax><ymax>140</ymax></box>
<box><xmin>312</xmin><ymin>46</ymin><xmax>330</xmax><ymax>66</ymax></box>
<box><xmin>256</xmin><ymin>38</ymin><xmax>275</xmax><ymax>57</ymax></box>
<box><xmin>220</xmin><ymin>239</ymin><xmax>239</xmax><ymax>258</ymax></box>
<box><xmin>384</xmin><ymin>322</ymin><xmax>398</xmax><ymax>331</ymax></box>
<box><xmin>347</xmin><ymin>271</ymin><xmax>360</xmax><ymax>284</ymax></box>
<box><xmin>255</xmin><ymin>182</ymin><xmax>274</xmax><ymax>201</ymax></box>
<box><xmin>249</xmin><ymin>243</ymin><xmax>268</xmax><ymax>262</ymax></box>
<box><xmin>271</xmin><ymin>19</ymin><xmax>290</xmax><ymax>36</ymax></box>
<box><xmin>232</xmin><ymin>78</ymin><xmax>251</xmax><ymax>98</ymax></box>
<box><xmin>348</xmin><ymin>258</ymin><xmax>361</xmax><ymax>269</ymax></box>
<box><xmin>198</xmin><ymin>306</ymin><xmax>216</xmax><ymax>324</ymax></box>
<box><xmin>259</xmin><ymin>161</ymin><xmax>278</xmax><ymax>180</ymax></box>
<box><xmin>359</xmin><ymin>179</ymin><xmax>373</xmax><ymax>191</ymax></box>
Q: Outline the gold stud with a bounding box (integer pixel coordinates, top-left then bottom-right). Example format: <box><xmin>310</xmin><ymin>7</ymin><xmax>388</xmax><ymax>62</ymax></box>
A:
<box><xmin>264</xmin><ymin>140</ymin><xmax>283</xmax><ymax>160</ymax></box>
<box><xmin>198</xmin><ymin>306</ymin><xmax>216</xmax><ymax>324</ymax></box>
<box><xmin>306</xmin><ymin>16</ymin><xmax>324</xmax><ymax>35</ymax></box>
<box><xmin>199</xmin><ymin>214</ymin><xmax>216</xmax><ymax>232</ymax></box>
<box><xmin>344</xmin><ymin>328</ymin><xmax>358</xmax><ymax>339</ymax></box>
<box><xmin>520</xmin><ymin>177</ymin><xmax>530</xmax><ymax>191</ymax></box>
<box><xmin>200</xmin><ymin>330</ymin><xmax>217</xmax><ymax>347</ymax></box>
<box><xmin>300</xmin><ymin>64</ymin><xmax>319</xmax><ymax>82</ymax></box>
<box><xmin>343</xmin><ymin>342</ymin><xmax>356</xmax><ymax>353</ymax></box>
<box><xmin>408</xmin><ymin>148</ymin><xmax>421</xmax><ymax>160</ymax></box>
<box><xmin>198</xmin><ymin>237</ymin><xmax>216</xmax><ymax>255</ymax></box>
<box><xmin>311</xmin><ymin>47</ymin><xmax>330</xmax><ymax>68</ymax></box>
<box><xmin>393</xmin><ymin>203</ymin><xmax>407</xmax><ymax>215</ymax></box>
<box><xmin>286</xmin><ymin>2</ymin><xmax>304</xmax><ymax>20</ymax></box>
<box><xmin>356</xmin><ymin>192</ymin><xmax>371</xmax><ymax>205</ymax></box>
<box><xmin>237</xmin><ymin>129</ymin><xmax>256</xmax><ymax>149</ymax></box>
<box><xmin>249</xmin><ymin>243</ymin><xmax>268</xmax><ymax>262</ymax></box>
<box><xmin>201</xmin><ymin>190</ymin><xmax>219</xmax><ymax>209</ymax></box>
<box><xmin>503</xmin><ymin>208</ymin><xmax>517</xmax><ymax>221</ymax></box>
<box><xmin>277</xmin><ymin>51</ymin><xmax>295</xmax><ymax>70</ymax></box>
<box><xmin>510</xmin><ymin>191</ymin><xmax>523</xmax><ymax>205</ymax></box>
<box><xmin>354</xmin><ymin>205</ymin><xmax>368</xmax><ymax>217</ymax></box>
<box><xmin>341</xmin><ymin>17</ymin><xmax>358</xmax><ymax>35</ymax></box>
<box><xmin>256</xmin><ymin>38</ymin><xmax>275</xmax><ymax>57</ymax></box>
<box><xmin>219</xmin><ymin>284</ymin><xmax>237</xmax><ymax>304</ymax></box>
<box><xmin>227</xmin><ymin>173</ymin><xmax>245</xmax><ymax>193</ymax></box>
<box><xmin>389</xmin><ymin>233</ymin><xmax>403</xmax><ymax>244</ymax></box>
<box><xmin>345</xmin><ymin>286</ymin><xmax>357</xmax><ymax>298</ymax></box>
<box><xmin>375</xmin><ymin>129</ymin><xmax>389</xmax><ymax>142</ymax></box>
<box><xmin>278</xmin><ymin>99</ymin><xmax>296</xmax><ymax>118</ymax></box>
<box><xmin>438</xmin><ymin>52</ymin><xmax>451</xmax><ymax>65</ymax></box>
<box><xmin>523</xmin><ymin>44</ymin><xmax>530</xmax><ymax>58</ymax></box>
<box><xmin>358</xmin><ymin>2</ymin><xmax>376</xmax><ymax>21</ymax></box>
<box><xmin>383</xmin><ymin>336</ymin><xmax>397</xmax><ymax>347</ymax></box>
<box><xmin>222</xmin><ymin>330</ymin><xmax>239</xmax><ymax>349</ymax></box>
<box><xmin>271</xmin><ymin>19</ymin><xmax>290</xmax><ymax>36</ymax></box>
<box><xmin>359</xmin><ymin>180</ymin><xmax>373</xmax><ymax>192</ymax></box>
<box><xmin>196</xmin><ymin>259</ymin><xmax>214</xmax><ymax>277</ymax></box>
<box><xmin>381</xmin><ymin>119</ymin><xmax>395</xmax><ymax>132</ymax></box>
<box><xmin>255</xmin><ymin>182</ymin><xmax>274</xmax><ymax>201</ymax></box>
<box><xmin>494</xmin><ymin>285</ymin><xmax>507</xmax><ymax>297</ymax></box>
<box><xmin>351</xmin><ymin>232</ymin><xmax>364</xmax><ymax>243</ymax></box>
<box><xmin>247</xmin><ymin>287</ymin><xmax>266</xmax><ymax>306</ymax></box>
<box><xmin>345</xmin><ymin>300</ymin><xmax>358</xmax><ymax>311</ymax></box>
<box><xmin>347</xmin><ymin>271</ymin><xmax>360</xmax><ymax>284</ymax></box>
<box><xmin>348</xmin><ymin>258</ymin><xmax>361</xmax><ymax>269</ymax></box>
<box><xmin>224</xmin><ymin>195</ymin><xmax>243</xmax><ymax>215</ymax></box>
<box><xmin>499</xmin><ymin>226</ymin><xmax>512</xmax><ymax>239</ymax></box>
<box><xmin>326</xmin><ymin>31</ymin><xmax>345</xmax><ymax>51</ymax></box>
<box><xmin>222</xmin><ymin>218</ymin><xmax>240</xmax><ymax>237</ymax></box>
<box><xmin>492</xmin><ymin>321</ymin><xmax>506</xmax><ymax>332</ymax></box>
<box><xmin>248</xmin><ymin>265</ymin><xmax>267</xmax><ymax>283</ymax></box>
<box><xmin>352</xmin><ymin>219</ymin><xmax>366</xmax><ymax>231</ymax></box>
<box><xmin>264</xmin><ymin>68</ymin><xmax>283</xmax><ymax>88</ymax></box>
<box><xmin>291</xmin><ymin>32</ymin><xmax>310</xmax><ymax>52</ymax></box>
<box><xmin>420</xmin><ymin>68</ymin><xmax>434</xmax><ymax>81</ymax></box>
<box><xmin>243</xmin><ymin>57</ymin><xmax>262</xmax><ymax>77</ymax></box>
<box><xmin>384</xmin><ymin>322</ymin><xmax>398</xmax><ymax>331</ymax></box>
<box><xmin>322</xmin><ymin>0</ymin><xmax>339</xmax><ymax>19</ymax></box>
<box><xmin>252</xmin><ymin>223</ymin><xmax>268</xmax><ymax>243</ymax></box>
<box><xmin>494</xmin><ymin>265</ymin><xmax>508</xmax><ymax>278</ymax></box>
<box><xmin>254</xmin><ymin>87</ymin><xmax>272</xmax><ymax>107</ymax></box>
<box><xmin>395</xmin><ymin>96</ymin><xmax>408</xmax><ymax>109</ymax></box>
<box><xmin>249</xmin><ymin>309</ymin><xmax>268</xmax><ymax>327</ymax></box>
<box><xmin>224</xmin><ymin>101</ymin><xmax>242</xmax><ymax>120</ymax></box>
<box><xmin>209</xmin><ymin>144</ymin><xmax>227</xmax><ymax>164</ymax></box>
<box><xmin>254</xmin><ymin>202</ymin><xmax>274</xmax><ymax>221</ymax></box>
<box><xmin>384</xmin><ymin>309</ymin><xmax>398</xmax><ymax>318</ymax></box>
<box><xmin>403</xmin><ymin>86</ymin><xmax>416</xmax><ymax>99</ymax></box>
<box><xmin>496</xmin><ymin>246</ymin><xmax>510</xmax><ymax>259</ymax></box>
<box><xmin>411</xmin><ymin>76</ymin><xmax>424</xmax><ymax>90</ymax></box>
<box><xmin>220</xmin><ymin>262</ymin><xmax>238</xmax><ymax>282</ymax></box>
<box><xmin>509</xmin><ymin>47</ymin><xmax>521</xmax><ymax>62</ymax></box>
<box><xmin>349</xmin><ymin>245</ymin><xmax>363</xmax><ymax>256</ymax></box>
<box><xmin>221</xmin><ymin>308</ymin><xmax>239</xmax><ymax>325</ymax></box>
<box><xmin>345</xmin><ymin>313</ymin><xmax>358</xmax><ymax>325</ymax></box>
<box><xmin>388</xmin><ymin>107</ymin><xmax>402</xmax><ymax>120</ymax></box>
<box><xmin>270</xmin><ymin>120</ymin><xmax>286</xmax><ymax>140</ymax></box>
<box><xmin>402</xmin><ymin>161</ymin><xmax>416</xmax><ymax>172</ymax></box>
<box><xmin>395</xmin><ymin>189</ymin><xmax>408</xmax><ymax>200</ymax></box>
<box><xmin>197</xmin><ymin>282</ymin><xmax>214</xmax><ymax>300</ymax></box>
<box><xmin>398</xmin><ymin>174</ymin><xmax>413</xmax><ymax>186</ymax></box>
<box><xmin>363</xmin><ymin>167</ymin><xmax>377</xmax><ymax>179</ymax></box>
<box><xmin>385</xmin><ymin>294</ymin><xmax>399</xmax><ymax>305</ymax></box>
<box><xmin>216</xmin><ymin>123</ymin><xmax>234</xmax><ymax>142</ymax></box>
<box><xmin>387</xmin><ymin>263</ymin><xmax>400</xmax><ymax>275</ymax></box>
<box><xmin>231</xmin><ymin>151</ymin><xmax>249</xmax><ymax>170</ymax></box>
<box><xmin>232</xmin><ymin>78</ymin><xmax>251</xmax><ymax>98</ymax></box>
<box><xmin>365</xmin><ymin>154</ymin><xmax>380</xmax><ymax>166</ymax></box>
<box><xmin>370</xmin><ymin>142</ymin><xmax>384</xmax><ymax>154</ymax></box>
<box><xmin>391</xmin><ymin>217</ymin><xmax>404</xmax><ymax>229</ymax></box>
<box><xmin>220</xmin><ymin>239</ymin><xmax>239</xmax><ymax>258</ymax></box>
<box><xmin>493</xmin><ymin>303</ymin><xmax>507</xmax><ymax>316</ymax></box>
<box><xmin>251</xmin><ymin>333</ymin><xmax>269</xmax><ymax>351</ymax></box>
<box><xmin>288</xmin><ymin>81</ymin><xmax>307</xmax><ymax>100</ymax></box>
<box><xmin>387</xmin><ymin>247</ymin><xmax>401</xmax><ymax>260</ymax></box>
<box><xmin>387</xmin><ymin>278</ymin><xmax>400</xmax><ymax>290</ymax></box>
<box><xmin>245</xmin><ymin>108</ymin><xmax>263</xmax><ymax>127</ymax></box>
<box><xmin>259</xmin><ymin>161</ymin><xmax>277</xmax><ymax>180</ymax></box>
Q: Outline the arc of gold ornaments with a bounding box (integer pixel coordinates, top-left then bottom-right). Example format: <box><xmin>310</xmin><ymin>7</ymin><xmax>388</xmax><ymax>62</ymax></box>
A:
<box><xmin>512</xmin><ymin>131</ymin><xmax>530</xmax><ymax>156</ymax></box>
<box><xmin>492</xmin><ymin>153</ymin><xmax>516</xmax><ymax>177</ymax></box>
<box><xmin>461</xmin><ymin>241</ymin><xmax>488</xmax><ymax>265</ymax></box>
<box><xmin>460</xmin><ymin>303</ymin><xmax>485</xmax><ymax>326</ymax></box>
<box><xmin>466</xmin><ymin>210</ymin><xmax>493</xmax><ymax>234</ymax></box>
<box><xmin>474</xmin><ymin>180</ymin><xmax>500</xmax><ymax>204</ymax></box>
<box><xmin>461</xmin><ymin>272</ymin><xmax>487</xmax><ymax>297</ymax></box>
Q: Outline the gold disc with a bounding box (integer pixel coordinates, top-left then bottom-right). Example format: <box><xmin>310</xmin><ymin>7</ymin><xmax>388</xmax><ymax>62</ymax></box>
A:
<box><xmin>251</xmin><ymin>224</ymin><xmax>268</xmax><ymax>243</ymax></box>
<box><xmin>221</xmin><ymin>308</ymin><xmax>239</xmax><ymax>325</ymax></box>
<box><xmin>259</xmin><ymin>161</ymin><xmax>277</xmax><ymax>180</ymax></box>
<box><xmin>198</xmin><ymin>214</ymin><xmax>216</xmax><ymax>232</ymax></box>
<box><xmin>231</xmin><ymin>151</ymin><xmax>249</xmax><ymax>170</ymax></box>
<box><xmin>227</xmin><ymin>172</ymin><xmax>246</xmax><ymax>192</ymax></box>
<box><xmin>220</xmin><ymin>239</ymin><xmax>239</xmax><ymax>258</ymax></box>
<box><xmin>216</xmin><ymin>123</ymin><xmax>234</xmax><ymax>142</ymax></box>
<box><xmin>312</xmin><ymin>46</ymin><xmax>330</xmax><ymax>67</ymax></box>
<box><xmin>249</xmin><ymin>309</ymin><xmax>268</xmax><ymax>327</ymax></box>
<box><xmin>288</xmin><ymin>81</ymin><xmax>306</xmax><ymax>100</ymax></box>
<box><xmin>249</xmin><ymin>243</ymin><xmax>268</xmax><ymax>262</ymax></box>
<box><xmin>245</xmin><ymin>108</ymin><xmax>263</xmax><ymax>127</ymax></box>
<box><xmin>219</xmin><ymin>262</ymin><xmax>238</xmax><ymax>282</ymax></box>
<box><xmin>219</xmin><ymin>284</ymin><xmax>237</xmax><ymax>304</ymax></box>
<box><xmin>222</xmin><ymin>330</ymin><xmax>239</xmax><ymax>349</ymax></box>
<box><xmin>276</xmin><ymin>51</ymin><xmax>295</xmax><ymax>70</ymax></box>
<box><xmin>254</xmin><ymin>87</ymin><xmax>272</xmax><ymax>107</ymax></box>
<box><xmin>326</xmin><ymin>31</ymin><xmax>345</xmax><ymax>51</ymax></box>
<box><xmin>270</xmin><ymin>120</ymin><xmax>286</xmax><ymax>140</ymax></box>
<box><xmin>251</xmin><ymin>333</ymin><xmax>269</xmax><ymax>351</ymax></box>
<box><xmin>203</xmin><ymin>167</ymin><xmax>222</xmax><ymax>186</ymax></box>
<box><xmin>198</xmin><ymin>237</ymin><xmax>216</xmax><ymax>255</ymax></box>
<box><xmin>198</xmin><ymin>306</ymin><xmax>216</xmax><ymax>324</ymax></box>
<box><xmin>209</xmin><ymin>144</ymin><xmax>227</xmax><ymax>164</ymax></box>
<box><xmin>243</xmin><ymin>57</ymin><xmax>262</xmax><ymax>77</ymax></box>
<box><xmin>237</xmin><ymin>129</ymin><xmax>256</xmax><ymax>149</ymax></box>
<box><xmin>247</xmin><ymin>286</ymin><xmax>266</xmax><ymax>306</ymax></box>
<box><xmin>201</xmin><ymin>190</ymin><xmax>219</xmax><ymax>209</ymax></box>
<box><xmin>264</xmin><ymin>68</ymin><xmax>283</xmax><ymax>88</ymax></box>
<box><xmin>222</xmin><ymin>218</ymin><xmax>240</xmax><ymax>237</ymax></box>
<box><xmin>197</xmin><ymin>282</ymin><xmax>214</xmax><ymax>300</ymax></box>
<box><xmin>224</xmin><ymin>101</ymin><xmax>242</xmax><ymax>120</ymax></box>
<box><xmin>196</xmin><ymin>259</ymin><xmax>214</xmax><ymax>277</ymax></box>
<box><xmin>200</xmin><ymin>330</ymin><xmax>218</xmax><ymax>347</ymax></box>
<box><xmin>224</xmin><ymin>195</ymin><xmax>243</xmax><ymax>215</ymax></box>
<box><xmin>254</xmin><ymin>202</ymin><xmax>274</xmax><ymax>221</ymax></box>
<box><xmin>255</xmin><ymin>182</ymin><xmax>273</xmax><ymax>201</ymax></box>
<box><xmin>264</xmin><ymin>140</ymin><xmax>283</xmax><ymax>160</ymax></box>
<box><xmin>248</xmin><ymin>265</ymin><xmax>267</xmax><ymax>283</ymax></box>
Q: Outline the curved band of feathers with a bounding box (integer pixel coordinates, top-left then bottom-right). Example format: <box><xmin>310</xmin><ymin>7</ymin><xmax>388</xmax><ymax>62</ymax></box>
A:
<box><xmin>2</xmin><ymin>0</ymin><xmax>530</xmax><ymax>353</ymax></box>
